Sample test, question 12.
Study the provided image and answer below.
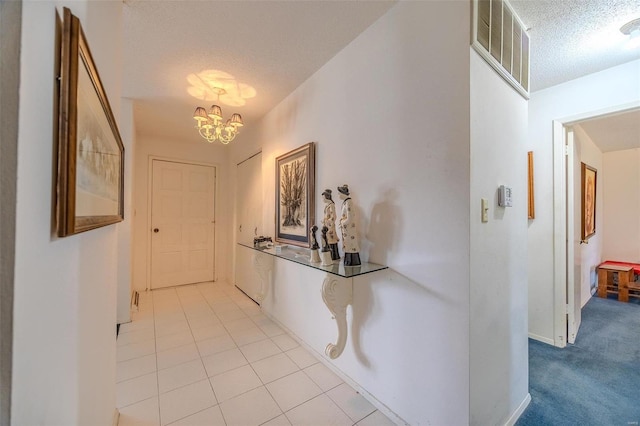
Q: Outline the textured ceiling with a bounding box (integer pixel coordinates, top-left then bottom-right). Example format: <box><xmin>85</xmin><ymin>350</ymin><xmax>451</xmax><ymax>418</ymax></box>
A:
<box><xmin>122</xmin><ymin>1</ymin><xmax>640</xmax><ymax>145</ymax></box>
<box><xmin>122</xmin><ymin>0</ymin><xmax>396</xmax><ymax>143</ymax></box>
<box><xmin>575</xmin><ymin>109</ymin><xmax>640</xmax><ymax>153</ymax></box>
<box><xmin>510</xmin><ymin>0</ymin><xmax>640</xmax><ymax>92</ymax></box>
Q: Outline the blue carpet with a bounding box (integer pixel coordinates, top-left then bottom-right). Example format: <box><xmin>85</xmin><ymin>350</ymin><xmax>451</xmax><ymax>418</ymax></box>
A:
<box><xmin>517</xmin><ymin>297</ymin><xmax>640</xmax><ymax>426</ymax></box>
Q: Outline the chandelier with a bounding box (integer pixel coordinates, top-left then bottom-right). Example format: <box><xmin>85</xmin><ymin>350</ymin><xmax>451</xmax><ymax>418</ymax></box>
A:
<box><xmin>192</xmin><ymin>88</ymin><xmax>244</xmax><ymax>144</ymax></box>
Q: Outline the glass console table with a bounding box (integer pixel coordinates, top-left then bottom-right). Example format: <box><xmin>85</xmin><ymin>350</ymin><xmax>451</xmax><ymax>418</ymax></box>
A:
<box><xmin>238</xmin><ymin>243</ymin><xmax>387</xmax><ymax>278</ymax></box>
<box><xmin>238</xmin><ymin>243</ymin><xmax>388</xmax><ymax>359</ymax></box>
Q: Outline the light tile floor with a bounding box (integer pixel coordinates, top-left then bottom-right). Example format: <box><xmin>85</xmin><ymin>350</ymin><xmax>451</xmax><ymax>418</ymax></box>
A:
<box><xmin>117</xmin><ymin>281</ymin><xmax>395</xmax><ymax>426</ymax></box>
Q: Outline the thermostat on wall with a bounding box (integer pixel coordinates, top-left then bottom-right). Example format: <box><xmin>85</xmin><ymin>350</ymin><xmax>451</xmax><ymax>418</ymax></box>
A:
<box><xmin>498</xmin><ymin>185</ymin><xmax>513</xmax><ymax>207</ymax></box>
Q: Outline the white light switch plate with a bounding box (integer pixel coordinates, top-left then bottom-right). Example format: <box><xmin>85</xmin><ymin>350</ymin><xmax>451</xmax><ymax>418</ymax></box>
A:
<box><xmin>481</xmin><ymin>198</ymin><xmax>489</xmax><ymax>222</ymax></box>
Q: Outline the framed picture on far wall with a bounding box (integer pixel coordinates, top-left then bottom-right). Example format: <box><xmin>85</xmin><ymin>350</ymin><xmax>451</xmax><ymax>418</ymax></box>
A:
<box><xmin>275</xmin><ymin>142</ymin><xmax>315</xmax><ymax>247</ymax></box>
<box><xmin>581</xmin><ymin>162</ymin><xmax>597</xmax><ymax>241</ymax></box>
<box><xmin>528</xmin><ymin>151</ymin><xmax>535</xmax><ymax>219</ymax></box>
<box><xmin>57</xmin><ymin>7</ymin><xmax>124</xmax><ymax>237</ymax></box>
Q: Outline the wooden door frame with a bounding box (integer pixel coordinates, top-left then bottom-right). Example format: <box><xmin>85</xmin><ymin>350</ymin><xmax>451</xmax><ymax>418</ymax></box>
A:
<box><xmin>146</xmin><ymin>156</ymin><xmax>218</xmax><ymax>290</ymax></box>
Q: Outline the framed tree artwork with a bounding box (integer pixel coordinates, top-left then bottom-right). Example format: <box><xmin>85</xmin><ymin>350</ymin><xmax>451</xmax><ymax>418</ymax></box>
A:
<box><xmin>275</xmin><ymin>142</ymin><xmax>315</xmax><ymax>247</ymax></box>
<box><xmin>57</xmin><ymin>8</ymin><xmax>124</xmax><ymax>237</ymax></box>
<box><xmin>581</xmin><ymin>162</ymin><xmax>597</xmax><ymax>241</ymax></box>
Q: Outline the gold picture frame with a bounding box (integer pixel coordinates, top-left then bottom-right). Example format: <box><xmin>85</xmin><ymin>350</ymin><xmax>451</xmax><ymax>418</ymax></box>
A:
<box><xmin>275</xmin><ymin>142</ymin><xmax>315</xmax><ymax>247</ymax></box>
<box><xmin>57</xmin><ymin>8</ymin><xmax>124</xmax><ymax>237</ymax></box>
<box><xmin>581</xmin><ymin>162</ymin><xmax>597</xmax><ymax>241</ymax></box>
<box><xmin>528</xmin><ymin>151</ymin><xmax>535</xmax><ymax>219</ymax></box>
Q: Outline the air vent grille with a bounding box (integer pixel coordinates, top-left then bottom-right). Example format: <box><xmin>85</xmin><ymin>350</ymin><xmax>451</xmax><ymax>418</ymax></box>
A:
<box><xmin>472</xmin><ymin>0</ymin><xmax>530</xmax><ymax>99</ymax></box>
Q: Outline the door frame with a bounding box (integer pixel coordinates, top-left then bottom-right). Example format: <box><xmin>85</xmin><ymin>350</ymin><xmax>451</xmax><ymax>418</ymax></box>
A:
<box><xmin>146</xmin><ymin>156</ymin><xmax>218</xmax><ymax>290</ymax></box>
<box><xmin>0</xmin><ymin>1</ymin><xmax>22</xmax><ymax>421</ymax></box>
<box><xmin>552</xmin><ymin>100</ymin><xmax>640</xmax><ymax>347</ymax></box>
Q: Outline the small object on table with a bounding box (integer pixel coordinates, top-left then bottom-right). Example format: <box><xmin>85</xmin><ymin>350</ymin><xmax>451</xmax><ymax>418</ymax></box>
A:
<box><xmin>309</xmin><ymin>225</ymin><xmax>321</xmax><ymax>263</ymax></box>
<box><xmin>253</xmin><ymin>236</ymin><xmax>272</xmax><ymax>248</ymax></box>
<box><xmin>320</xmin><ymin>226</ymin><xmax>333</xmax><ymax>266</ymax></box>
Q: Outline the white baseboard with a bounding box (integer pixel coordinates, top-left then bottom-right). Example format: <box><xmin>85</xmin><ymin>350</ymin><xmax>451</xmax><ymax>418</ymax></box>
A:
<box><xmin>504</xmin><ymin>393</ymin><xmax>531</xmax><ymax>426</ymax></box>
<box><xmin>528</xmin><ymin>333</ymin><xmax>555</xmax><ymax>346</ymax></box>
<box><xmin>262</xmin><ymin>310</ymin><xmax>408</xmax><ymax>425</ymax></box>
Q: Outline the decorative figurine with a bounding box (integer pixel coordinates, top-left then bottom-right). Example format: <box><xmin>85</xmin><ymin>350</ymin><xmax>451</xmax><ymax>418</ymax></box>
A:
<box><xmin>320</xmin><ymin>226</ymin><xmax>333</xmax><ymax>266</ymax></box>
<box><xmin>337</xmin><ymin>184</ymin><xmax>361</xmax><ymax>266</ymax></box>
<box><xmin>321</xmin><ymin>189</ymin><xmax>340</xmax><ymax>262</ymax></box>
<box><xmin>321</xmin><ymin>226</ymin><xmax>329</xmax><ymax>251</ymax></box>
<box><xmin>311</xmin><ymin>225</ymin><xmax>320</xmax><ymax>250</ymax></box>
<box><xmin>310</xmin><ymin>225</ymin><xmax>321</xmax><ymax>263</ymax></box>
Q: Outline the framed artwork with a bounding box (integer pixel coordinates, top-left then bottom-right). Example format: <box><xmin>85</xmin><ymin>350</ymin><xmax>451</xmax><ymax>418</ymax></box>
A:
<box><xmin>275</xmin><ymin>142</ymin><xmax>315</xmax><ymax>247</ymax></box>
<box><xmin>581</xmin><ymin>162</ymin><xmax>597</xmax><ymax>241</ymax></box>
<box><xmin>57</xmin><ymin>8</ymin><xmax>124</xmax><ymax>237</ymax></box>
<box><xmin>527</xmin><ymin>151</ymin><xmax>535</xmax><ymax>219</ymax></box>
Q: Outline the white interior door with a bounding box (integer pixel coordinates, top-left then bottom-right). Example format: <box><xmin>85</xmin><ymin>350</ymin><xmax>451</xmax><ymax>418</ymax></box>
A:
<box><xmin>236</xmin><ymin>153</ymin><xmax>262</xmax><ymax>245</ymax></box>
<box><xmin>235</xmin><ymin>153</ymin><xmax>262</xmax><ymax>300</ymax></box>
<box><xmin>566</xmin><ymin>130</ymin><xmax>582</xmax><ymax>343</ymax></box>
<box><xmin>151</xmin><ymin>160</ymin><xmax>216</xmax><ymax>289</ymax></box>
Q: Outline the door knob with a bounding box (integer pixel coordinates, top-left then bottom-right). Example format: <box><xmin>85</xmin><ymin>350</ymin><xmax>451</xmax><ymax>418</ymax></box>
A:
<box><xmin>153</xmin><ymin>228</ymin><xmax>159</xmax><ymax>233</ymax></box>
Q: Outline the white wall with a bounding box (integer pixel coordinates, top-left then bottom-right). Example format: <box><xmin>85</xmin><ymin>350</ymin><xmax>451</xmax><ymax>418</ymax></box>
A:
<box><xmin>233</xmin><ymin>2</ymin><xmax>473</xmax><ymax>424</ymax></box>
<box><xmin>12</xmin><ymin>1</ymin><xmax>123</xmax><ymax>424</ymax></box>
<box><xmin>469</xmin><ymin>50</ymin><xmax>530</xmax><ymax>425</ymax></box>
<box><xmin>603</xmin><ymin>148</ymin><xmax>640</xmax><ymax>263</ymax></box>
<box><xmin>117</xmin><ymin>98</ymin><xmax>135</xmax><ymax>323</ymax></box>
<box><xmin>573</xmin><ymin>126</ymin><xmax>603</xmax><ymax>306</ymax></box>
<box><xmin>527</xmin><ymin>59</ymin><xmax>640</xmax><ymax>345</ymax></box>
<box><xmin>131</xmin><ymin>135</ymin><xmax>231</xmax><ymax>290</ymax></box>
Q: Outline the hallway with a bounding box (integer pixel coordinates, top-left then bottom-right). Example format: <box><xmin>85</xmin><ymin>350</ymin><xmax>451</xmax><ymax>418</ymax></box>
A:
<box><xmin>116</xmin><ymin>282</ymin><xmax>394</xmax><ymax>425</ymax></box>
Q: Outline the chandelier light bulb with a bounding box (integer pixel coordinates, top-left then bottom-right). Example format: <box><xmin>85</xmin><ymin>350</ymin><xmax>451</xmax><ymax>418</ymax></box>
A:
<box><xmin>192</xmin><ymin>87</ymin><xmax>243</xmax><ymax>144</ymax></box>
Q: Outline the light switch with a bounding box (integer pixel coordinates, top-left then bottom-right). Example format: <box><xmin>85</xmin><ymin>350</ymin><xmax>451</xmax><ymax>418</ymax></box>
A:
<box><xmin>481</xmin><ymin>198</ymin><xmax>489</xmax><ymax>223</ymax></box>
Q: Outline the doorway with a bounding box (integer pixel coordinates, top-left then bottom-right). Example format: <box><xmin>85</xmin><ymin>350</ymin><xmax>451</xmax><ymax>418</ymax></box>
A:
<box><xmin>149</xmin><ymin>159</ymin><xmax>216</xmax><ymax>289</ymax></box>
<box><xmin>552</xmin><ymin>104</ymin><xmax>640</xmax><ymax>346</ymax></box>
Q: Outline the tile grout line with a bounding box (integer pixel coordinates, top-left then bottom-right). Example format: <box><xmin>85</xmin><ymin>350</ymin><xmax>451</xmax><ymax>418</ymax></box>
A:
<box><xmin>119</xmin><ymin>282</ymin><xmax>379</xmax><ymax>426</ymax></box>
<box><xmin>222</xmin><ymin>286</ymin><xmax>287</xmax><ymax>425</ymax></box>
<box><xmin>239</xmin><ymin>289</ymin><xmax>357</xmax><ymax>425</ymax></box>
<box><xmin>156</xmin><ymin>283</ymin><xmax>216</xmax><ymax>425</ymax></box>
<box><xmin>152</xmin><ymin>288</ymin><xmax>162</xmax><ymax>426</ymax></box>
<box><xmin>231</xmin><ymin>287</ymin><xmax>348</xmax><ymax>424</ymax></box>
<box><xmin>194</xmin><ymin>282</ymin><xmax>229</xmax><ymax>426</ymax></box>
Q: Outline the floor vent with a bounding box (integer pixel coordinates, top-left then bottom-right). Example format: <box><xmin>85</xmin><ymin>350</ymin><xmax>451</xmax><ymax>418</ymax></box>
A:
<box><xmin>472</xmin><ymin>0</ymin><xmax>530</xmax><ymax>98</ymax></box>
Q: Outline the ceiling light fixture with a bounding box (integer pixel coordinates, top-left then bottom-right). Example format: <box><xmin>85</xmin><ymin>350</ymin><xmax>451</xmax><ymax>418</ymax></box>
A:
<box><xmin>620</xmin><ymin>18</ymin><xmax>640</xmax><ymax>49</ymax></box>
<box><xmin>192</xmin><ymin>87</ymin><xmax>244</xmax><ymax>144</ymax></box>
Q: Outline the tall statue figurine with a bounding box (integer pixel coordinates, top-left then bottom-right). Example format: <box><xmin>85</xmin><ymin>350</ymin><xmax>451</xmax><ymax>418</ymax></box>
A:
<box><xmin>321</xmin><ymin>189</ymin><xmax>340</xmax><ymax>261</ymax></box>
<box><xmin>337</xmin><ymin>184</ymin><xmax>361</xmax><ymax>266</ymax></box>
